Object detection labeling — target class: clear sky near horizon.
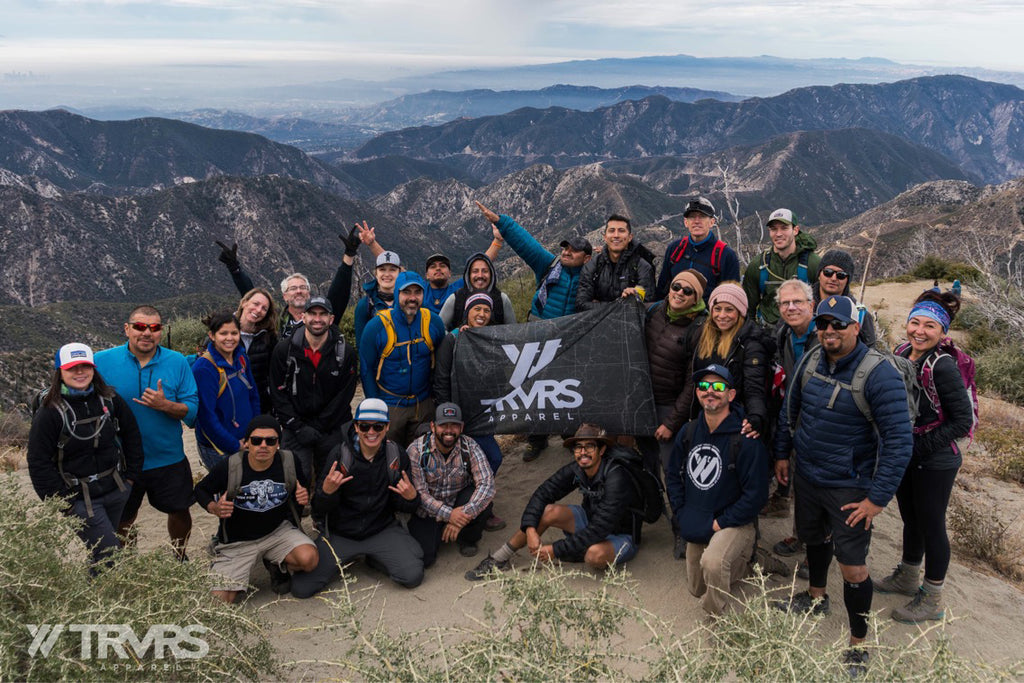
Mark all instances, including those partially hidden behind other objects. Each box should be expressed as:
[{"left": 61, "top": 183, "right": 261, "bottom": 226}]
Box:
[{"left": 2, "top": 0, "right": 1023, "bottom": 111}]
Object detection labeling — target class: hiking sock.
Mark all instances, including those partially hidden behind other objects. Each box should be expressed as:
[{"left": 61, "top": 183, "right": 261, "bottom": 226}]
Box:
[
  {"left": 844, "top": 577, "right": 873, "bottom": 639},
  {"left": 900, "top": 559, "right": 922, "bottom": 572},
  {"left": 491, "top": 542, "right": 517, "bottom": 563},
  {"left": 806, "top": 542, "right": 834, "bottom": 588},
  {"left": 922, "top": 579, "right": 943, "bottom": 593}
]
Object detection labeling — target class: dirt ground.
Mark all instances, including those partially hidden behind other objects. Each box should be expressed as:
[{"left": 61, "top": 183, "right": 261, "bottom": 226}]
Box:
[{"left": 11, "top": 279, "right": 1024, "bottom": 679}]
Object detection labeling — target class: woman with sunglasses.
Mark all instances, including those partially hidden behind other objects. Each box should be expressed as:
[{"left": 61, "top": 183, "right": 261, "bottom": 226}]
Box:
[
  {"left": 642, "top": 269, "right": 708, "bottom": 556},
  {"left": 234, "top": 288, "right": 279, "bottom": 413},
  {"left": 813, "top": 250, "right": 877, "bottom": 347},
  {"left": 192, "top": 311, "right": 261, "bottom": 470},
  {"left": 28, "top": 343, "right": 144, "bottom": 568},
  {"left": 876, "top": 288, "right": 973, "bottom": 623},
  {"left": 681, "top": 282, "right": 771, "bottom": 441}
]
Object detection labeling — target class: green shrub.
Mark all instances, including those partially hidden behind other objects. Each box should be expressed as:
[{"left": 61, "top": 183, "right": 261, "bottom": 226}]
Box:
[
  {"left": 0, "top": 474, "right": 277, "bottom": 680},
  {"left": 911, "top": 255, "right": 982, "bottom": 283},
  {"left": 164, "top": 315, "right": 210, "bottom": 357},
  {"left": 975, "top": 343, "right": 1024, "bottom": 405}
]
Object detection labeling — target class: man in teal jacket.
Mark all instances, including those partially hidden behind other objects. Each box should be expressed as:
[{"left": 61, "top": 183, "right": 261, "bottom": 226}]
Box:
[{"left": 94, "top": 304, "right": 199, "bottom": 560}]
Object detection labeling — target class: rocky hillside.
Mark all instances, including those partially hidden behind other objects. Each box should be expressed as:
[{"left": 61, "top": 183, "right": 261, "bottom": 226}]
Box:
[{"left": 352, "top": 75, "right": 1024, "bottom": 184}]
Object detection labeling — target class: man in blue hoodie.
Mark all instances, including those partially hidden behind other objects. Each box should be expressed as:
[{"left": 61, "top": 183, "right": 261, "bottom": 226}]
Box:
[
  {"left": 360, "top": 272, "right": 447, "bottom": 448},
  {"left": 666, "top": 364, "right": 768, "bottom": 615}
]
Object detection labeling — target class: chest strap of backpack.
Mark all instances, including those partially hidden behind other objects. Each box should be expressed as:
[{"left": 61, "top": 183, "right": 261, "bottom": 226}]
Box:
[
  {"left": 758, "top": 249, "right": 810, "bottom": 302},
  {"left": 56, "top": 397, "right": 125, "bottom": 518},
  {"left": 376, "top": 309, "right": 435, "bottom": 389}
]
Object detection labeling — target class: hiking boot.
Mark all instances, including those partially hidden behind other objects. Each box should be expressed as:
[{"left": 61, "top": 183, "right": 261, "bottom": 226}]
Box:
[
  {"left": 891, "top": 587, "right": 944, "bottom": 623},
  {"left": 875, "top": 563, "right": 921, "bottom": 597},
  {"left": 760, "top": 493, "right": 790, "bottom": 518},
  {"left": 673, "top": 535, "right": 686, "bottom": 560},
  {"left": 773, "top": 536, "right": 804, "bottom": 557},
  {"left": 459, "top": 542, "right": 479, "bottom": 558},
  {"left": 522, "top": 443, "right": 544, "bottom": 463},
  {"left": 842, "top": 648, "right": 870, "bottom": 679},
  {"left": 753, "top": 545, "right": 790, "bottom": 576},
  {"left": 796, "top": 559, "right": 809, "bottom": 580},
  {"left": 485, "top": 514, "right": 507, "bottom": 532},
  {"left": 773, "top": 591, "right": 830, "bottom": 616},
  {"left": 263, "top": 558, "right": 291, "bottom": 595},
  {"left": 465, "top": 554, "right": 511, "bottom": 581}
]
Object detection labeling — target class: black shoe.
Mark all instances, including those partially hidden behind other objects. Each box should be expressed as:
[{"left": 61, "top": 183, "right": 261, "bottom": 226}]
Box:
[
  {"left": 773, "top": 591, "right": 830, "bottom": 616},
  {"left": 843, "top": 648, "right": 869, "bottom": 679},
  {"left": 459, "top": 542, "right": 479, "bottom": 558},
  {"left": 465, "top": 554, "right": 511, "bottom": 581},
  {"left": 796, "top": 559, "right": 810, "bottom": 580},
  {"left": 773, "top": 536, "right": 804, "bottom": 557},
  {"left": 263, "top": 558, "right": 292, "bottom": 595}
]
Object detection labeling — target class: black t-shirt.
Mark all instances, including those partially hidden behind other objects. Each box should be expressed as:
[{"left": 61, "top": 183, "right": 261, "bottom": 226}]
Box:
[{"left": 194, "top": 452, "right": 308, "bottom": 543}]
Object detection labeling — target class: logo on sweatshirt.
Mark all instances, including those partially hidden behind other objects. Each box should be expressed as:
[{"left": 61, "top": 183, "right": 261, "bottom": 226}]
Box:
[{"left": 687, "top": 443, "right": 722, "bottom": 491}]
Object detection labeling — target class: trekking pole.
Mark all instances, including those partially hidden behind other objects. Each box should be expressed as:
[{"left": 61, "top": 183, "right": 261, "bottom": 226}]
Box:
[{"left": 858, "top": 222, "right": 884, "bottom": 304}]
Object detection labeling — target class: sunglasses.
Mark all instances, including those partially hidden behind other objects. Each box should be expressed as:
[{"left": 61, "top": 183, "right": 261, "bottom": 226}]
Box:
[
  {"left": 129, "top": 322, "right": 163, "bottom": 332},
  {"left": 670, "top": 283, "right": 696, "bottom": 296},
  {"left": 818, "top": 318, "right": 853, "bottom": 331},
  {"left": 248, "top": 436, "right": 279, "bottom": 446},
  {"left": 821, "top": 268, "right": 849, "bottom": 280},
  {"left": 696, "top": 380, "right": 730, "bottom": 392},
  {"left": 356, "top": 422, "right": 387, "bottom": 433}
]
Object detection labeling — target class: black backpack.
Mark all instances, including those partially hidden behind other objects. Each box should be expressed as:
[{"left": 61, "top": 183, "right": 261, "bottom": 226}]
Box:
[{"left": 605, "top": 447, "right": 666, "bottom": 524}]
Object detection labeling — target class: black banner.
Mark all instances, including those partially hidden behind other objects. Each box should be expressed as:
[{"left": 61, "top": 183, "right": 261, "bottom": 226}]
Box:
[{"left": 452, "top": 298, "right": 658, "bottom": 435}]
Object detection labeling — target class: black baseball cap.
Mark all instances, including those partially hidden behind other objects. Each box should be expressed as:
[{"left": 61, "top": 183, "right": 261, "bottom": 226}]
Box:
[
  {"left": 425, "top": 253, "right": 451, "bottom": 269},
  {"left": 559, "top": 236, "right": 593, "bottom": 255},
  {"left": 684, "top": 197, "right": 716, "bottom": 218}
]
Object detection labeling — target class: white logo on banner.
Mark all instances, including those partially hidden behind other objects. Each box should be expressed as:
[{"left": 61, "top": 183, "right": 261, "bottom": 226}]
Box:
[{"left": 480, "top": 339, "right": 582, "bottom": 422}]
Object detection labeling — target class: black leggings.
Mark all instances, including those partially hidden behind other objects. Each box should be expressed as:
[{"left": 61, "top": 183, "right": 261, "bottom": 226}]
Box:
[{"left": 895, "top": 465, "right": 958, "bottom": 583}]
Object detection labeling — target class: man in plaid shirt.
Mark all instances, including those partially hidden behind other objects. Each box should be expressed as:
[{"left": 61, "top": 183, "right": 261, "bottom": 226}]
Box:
[{"left": 407, "top": 403, "right": 496, "bottom": 565}]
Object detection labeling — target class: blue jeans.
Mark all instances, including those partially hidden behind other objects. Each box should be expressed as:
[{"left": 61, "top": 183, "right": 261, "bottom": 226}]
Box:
[
  {"left": 196, "top": 439, "right": 230, "bottom": 472},
  {"left": 566, "top": 504, "right": 638, "bottom": 564},
  {"left": 471, "top": 434, "right": 503, "bottom": 475}
]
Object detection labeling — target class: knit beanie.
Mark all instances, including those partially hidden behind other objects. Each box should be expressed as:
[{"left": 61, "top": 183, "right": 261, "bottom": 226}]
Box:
[
  {"left": 245, "top": 414, "right": 282, "bottom": 439},
  {"left": 708, "top": 282, "right": 748, "bottom": 318},
  {"left": 464, "top": 292, "right": 493, "bottom": 311},
  {"left": 671, "top": 269, "right": 707, "bottom": 302},
  {"left": 820, "top": 249, "right": 856, "bottom": 280}
]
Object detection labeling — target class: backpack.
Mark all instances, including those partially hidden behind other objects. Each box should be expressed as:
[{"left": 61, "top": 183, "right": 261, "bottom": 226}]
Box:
[
  {"left": 30, "top": 391, "right": 126, "bottom": 518},
  {"left": 222, "top": 448, "right": 302, "bottom": 543},
  {"left": 197, "top": 350, "right": 251, "bottom": 397},
  {"left": 283, "top": 327, "right": 351, "bottom": 397},
  {"left": 894, "top": 338, "right": 979, "bottom": 454},
  {"left": 669, "top": 237, "right": 726, "bottom": 276},
  {"left": 793, "top": 346, "right": 921, "bottom": 433},
  {"left": 375, "top": 308, "right": 436, "bottom": 383},
  {"left": 757, "top": 249, "right": 811, "bottom": 296},
  {"left": 336, "top": 439, "right": 403, "bottom": 487},
  {"left": 606, "top": 447, "right": 666, "bottom": 525},
  {"left": 592, "top": 244, "right": 656, "bottom": 293}
]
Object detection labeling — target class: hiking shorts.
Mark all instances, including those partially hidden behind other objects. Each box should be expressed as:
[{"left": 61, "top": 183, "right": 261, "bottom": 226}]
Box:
[
  {"left": 209, "top": 521, "right": 315, "bottom": 592},
  {"left": 794, "top": 472, "right": 871, "bottom": 566},
  {"left": 566, "top": 504, "right": 638, "bottom": 564},
  {"left": 121, "top": 457, "right": 195, "bottom": 520}
]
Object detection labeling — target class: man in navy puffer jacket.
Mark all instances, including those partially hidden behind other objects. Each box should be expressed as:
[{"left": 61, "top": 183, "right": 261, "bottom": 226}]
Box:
[{"left": 773, "top": 295, "right": 912, "bottom": 669}]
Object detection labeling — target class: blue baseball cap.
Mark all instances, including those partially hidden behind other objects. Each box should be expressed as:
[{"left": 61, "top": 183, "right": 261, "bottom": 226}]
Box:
[
  {"left": 692, "top": 363, "right": 734, "bottom": 386},
  {"left": 354, "top": 398, "right": 389, "bottom": 423},
  {"left": 815, "top": 295, "right": 857, "bottom": 324}
]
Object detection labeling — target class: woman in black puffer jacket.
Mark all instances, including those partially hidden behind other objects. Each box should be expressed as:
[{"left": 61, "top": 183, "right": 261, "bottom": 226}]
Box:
[
  {"left": 235, "top": 287, "right": 279, "bottom": 412},
  {"left": 876, "top": 288, "right": 973, "bottom": 623},
  {"left": 679, "top": 282, "right": 772, "bottom": 438},
  {"left": 28, "top": 343, "right": 144, "bottom": 567}
]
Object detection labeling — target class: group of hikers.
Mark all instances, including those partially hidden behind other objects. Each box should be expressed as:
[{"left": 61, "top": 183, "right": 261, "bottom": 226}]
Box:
[{"left": 26, "top": 197, "right": 977, "bottom": 675}]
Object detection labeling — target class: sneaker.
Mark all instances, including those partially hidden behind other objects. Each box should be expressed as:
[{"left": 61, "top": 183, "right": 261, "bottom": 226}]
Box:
[
  {"left": 673, "top": 535, "right": 686, "bottom": 560},
  {"left": 760, "top": 494, "right": 790, "bottom": 518},
  {"left": 773, "top": 536, "right": 804, "bottom": 557},
  {"left": 465, "top": 554, "right": 511, "bottom": 581},
  {"left": 485, "top": 514, "right": 507, "bottom": 532},
  {"left": 773, "top": 591, "right": 830, "bottom": 616},
  {"left": 842, "top": 648, "right": 869, "bottom": 679},
  {"left": 459, "top": 542, "right": 479, "bottom": 558},
  {"left": 263, "top": 558, "right": 291, "bottom": 595},
  {"left": 796, "top": 559, "right": 809, "bottom": 580},
  {"left": 891, "top": 587, "right": 944, "bottom": 623},
  {"left": 875, "top": 563, "right": 921, "bottom": 597},
  {"left": 523, "top": 443, "right": 544, "bottom": 463}
]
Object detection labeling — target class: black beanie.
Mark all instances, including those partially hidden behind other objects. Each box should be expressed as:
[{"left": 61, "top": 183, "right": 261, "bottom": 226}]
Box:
[
  {"left": 244, "top": 414, "right": 282, "bottom": 439},
  {"left": 820, "top": 250, "right": 856, "bottom": 280}
]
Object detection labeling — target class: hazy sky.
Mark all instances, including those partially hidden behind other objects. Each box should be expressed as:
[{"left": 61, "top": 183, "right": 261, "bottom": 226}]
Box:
[{"left": 4, "top": 0, "right": 1023, "bottom": 87}]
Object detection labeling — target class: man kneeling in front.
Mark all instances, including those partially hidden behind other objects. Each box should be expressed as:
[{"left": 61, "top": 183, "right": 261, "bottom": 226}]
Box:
[{"left": 466, "top": 423, "right": 640, "bottom": 580}]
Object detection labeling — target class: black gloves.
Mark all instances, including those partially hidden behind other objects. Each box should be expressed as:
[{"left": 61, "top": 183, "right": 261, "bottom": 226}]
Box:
[
  {"left": 341, "top": 225, "right": 361, "bottom": 257},
  {"left": 215, "top": 240, "right": 240, "bottom": 272}
]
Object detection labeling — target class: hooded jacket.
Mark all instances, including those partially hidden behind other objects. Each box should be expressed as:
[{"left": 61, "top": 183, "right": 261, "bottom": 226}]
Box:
[
  {"left": 439, "top": 252, "right": 516, "bottom": 329},
  {"left": 192, "top": 341, "right": 261, "bottom": 455},
  {"left": 741, "top": 231, "right": 821, "bottom": 326},
  {"left": 576, "top": 241, "right": 656, "bottom": 311},
  {"left": 495, "top": 214, "right": 586, "bottom": 319},
  {"left": 360, "top": 271, "right": 447, "bottom": 407},
  {"left": 665, "top": 409, "right": 768, "bottom": 545},
  {"left": 28, "top": 390, "right": 144, "bottom": 501}
]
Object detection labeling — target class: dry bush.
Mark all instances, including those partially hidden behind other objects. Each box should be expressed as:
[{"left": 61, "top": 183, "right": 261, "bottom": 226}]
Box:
[
  {"left": 948, "top": 492, "right": 1023, "bottom": 581},
  {"left": 975, "top": 424, "right": 1024, "bottom": 485}
]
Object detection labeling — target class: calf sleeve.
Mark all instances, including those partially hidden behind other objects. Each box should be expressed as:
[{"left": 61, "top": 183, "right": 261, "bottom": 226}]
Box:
[
  {"left": 805, "top": 542, "right": 833, "bottom": 588},
  {"left": 844, "top": 577, "right": 873, "bottom": 639}
]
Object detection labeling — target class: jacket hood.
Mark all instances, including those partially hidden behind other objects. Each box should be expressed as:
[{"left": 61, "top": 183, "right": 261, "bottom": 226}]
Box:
[
  {"left": 794, "top": 230, "right": 818, "bottom": 253},
  {"left": 392, "top": 271, "right": 428, "bottom": 311},
  {"left": 461, "top": 252, "right": 497, "bottom": 293},
  {"left": 704, "top": 408, "right": 745, "bottom": 436}
]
